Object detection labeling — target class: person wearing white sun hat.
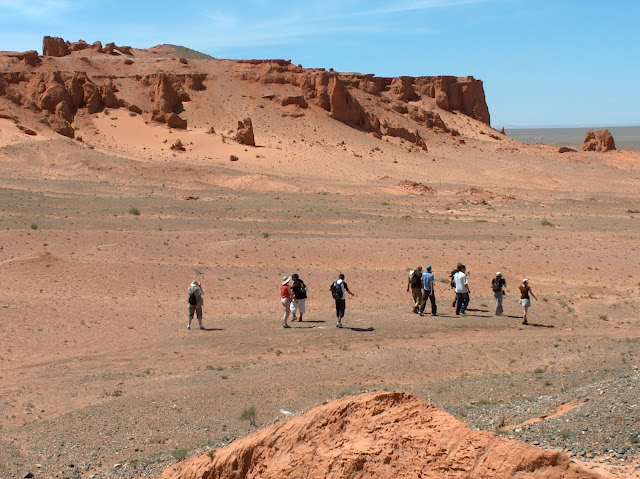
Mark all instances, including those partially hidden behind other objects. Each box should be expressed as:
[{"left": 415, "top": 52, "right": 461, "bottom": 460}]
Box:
[
  {"left": 280, "top": 276, "right": 293, "bottom": 328},
  {"left": 491, "top": 272, "right": 507, "bottom": 316}
]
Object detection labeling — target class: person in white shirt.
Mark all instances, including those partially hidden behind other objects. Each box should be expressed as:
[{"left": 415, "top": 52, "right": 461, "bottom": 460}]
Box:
[{"left": 454, "top": 265, "right": 470, "bottom": 315}]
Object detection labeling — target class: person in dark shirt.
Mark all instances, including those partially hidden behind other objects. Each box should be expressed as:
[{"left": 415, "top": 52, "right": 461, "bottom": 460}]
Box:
[{"left": 290, "top": 273, "right": 308, "bottom": 322}]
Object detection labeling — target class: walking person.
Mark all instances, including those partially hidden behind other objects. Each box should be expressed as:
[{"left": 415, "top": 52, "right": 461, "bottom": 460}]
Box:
[
  {"left": 449, "top": 262, "right": 463, "bottom": 307},
  {"left": 281, "top": 275, "right": 293, "bottom": 328},
  {"left": 406, "top": 266, "right": 423, "bottom": 314},
  {"left": 519, "top": 278, "right": 537, "bottom": 325},
  {"left": 187, "top": 280, "right": 205, "bottom": 330},
  {"left": 330, "top": 273, "right": 354, "bottom": 328},
  {"left": 492, "top": 272, "right": 507, "bottom": 316},
  {"left": 419, "top": 265, "right": 438, "bottom": 316},
  {"left": 290, "top": 273, "right": 307, "bottom": 322},
  {"left": 454, "top": 265, "right": 470, "bottom": 315}
]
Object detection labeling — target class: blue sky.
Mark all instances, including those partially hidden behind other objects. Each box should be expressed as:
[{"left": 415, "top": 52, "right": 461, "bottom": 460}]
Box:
[{"left": 1, "top": 0, "right": 638, "bottom": 127}]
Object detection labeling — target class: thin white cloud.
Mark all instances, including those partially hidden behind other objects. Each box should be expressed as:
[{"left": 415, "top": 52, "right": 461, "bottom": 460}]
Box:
[{"left": 0, "top": 0, "right": 72, "bottom": 19}]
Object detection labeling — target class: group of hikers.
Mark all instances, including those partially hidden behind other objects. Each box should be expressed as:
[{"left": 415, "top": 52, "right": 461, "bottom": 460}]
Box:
[
  {"left": 279, "top": 273, "right": 355, "bottom": 328},
  {"left": 407, "top": 262, "right": 538, "bottom": 324},
  {"left": 187, "top": 265, "right": 538, "bottom": 330}
]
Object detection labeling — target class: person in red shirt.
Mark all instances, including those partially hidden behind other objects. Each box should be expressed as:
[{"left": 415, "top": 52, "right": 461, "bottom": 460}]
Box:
[{"left": 281, "top": 276, "right": 293, "bottom": 328}]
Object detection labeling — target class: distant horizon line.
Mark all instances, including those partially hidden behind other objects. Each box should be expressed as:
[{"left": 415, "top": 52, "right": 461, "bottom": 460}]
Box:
[{"left": 501, "top": 124, "right": 640, "bottom": 130}]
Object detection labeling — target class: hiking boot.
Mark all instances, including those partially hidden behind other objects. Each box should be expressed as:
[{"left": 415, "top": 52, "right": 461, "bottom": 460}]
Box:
[
  {"left": 282, "top": 322, "right": 291, "bottom": 329},
  {"left": 187, "top": 324, "right": 191, "bottom": 330},
  {"left": 336, "top": 322, "right": 343, "bottom": 328},
  {"left": 419, "top": 312, "right": 424, "bottom": 317},
  {"left": 199, "top": 326, "right": 205, "bottom": 330}
]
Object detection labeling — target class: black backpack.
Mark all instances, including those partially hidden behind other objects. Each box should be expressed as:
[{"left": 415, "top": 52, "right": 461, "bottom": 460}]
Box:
[
  {"left": 492, "top": 278, "right": 504, "bottom": 292},
  {"left": 410, "top": 271, "right": 421, "bottom": 287},
  {"left": 450, "top": 270, "right": 458, "bottom": 289},
  {"left": 331, "top": 281, "right": 342, "bottom": 300},
  {"left": 188, "top": 292, "right": 198, "bottom": 305}
]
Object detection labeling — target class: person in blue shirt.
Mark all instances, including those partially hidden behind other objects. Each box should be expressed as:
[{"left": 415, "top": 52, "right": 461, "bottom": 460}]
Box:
[{"left": 419, "top": 265, "right": 438, "bottom": 316}]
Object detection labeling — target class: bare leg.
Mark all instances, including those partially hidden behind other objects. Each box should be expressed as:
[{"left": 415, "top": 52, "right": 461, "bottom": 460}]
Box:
[{"left": 522, "top": 304, "right": 529, "bottom": 324}]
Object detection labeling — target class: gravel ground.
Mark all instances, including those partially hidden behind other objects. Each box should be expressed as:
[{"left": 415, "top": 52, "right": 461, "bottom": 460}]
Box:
[{"left": 442, "top": 367, "right": 640, "bottom": 474}]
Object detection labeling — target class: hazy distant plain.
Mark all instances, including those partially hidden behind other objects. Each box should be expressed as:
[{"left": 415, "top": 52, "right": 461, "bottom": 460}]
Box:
[{"left": 506, "top": 126, "right": 640, "bottom": 151}]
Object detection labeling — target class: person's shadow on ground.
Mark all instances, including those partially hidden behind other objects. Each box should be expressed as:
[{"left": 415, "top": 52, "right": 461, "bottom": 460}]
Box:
[
  {"left": 198, "top": 327, "right": 224, "bottom": 331},
  {"left": 347, "top": 326, "right": 375, "bottom": 332},
  {"left": 525, "top": 322, "right": 555, "bottom": 328}
]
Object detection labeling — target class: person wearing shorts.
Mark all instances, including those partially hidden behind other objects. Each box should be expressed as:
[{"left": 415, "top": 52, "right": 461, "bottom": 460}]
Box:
[
  {"left": 187, "top": 280, "right": 205, "bottom": 330},
  {"left": 290, "top": 273, "right": 308, "bottom": 321},
  {"left": 519, "top": 278, "right": 537, "bottom": 325}
]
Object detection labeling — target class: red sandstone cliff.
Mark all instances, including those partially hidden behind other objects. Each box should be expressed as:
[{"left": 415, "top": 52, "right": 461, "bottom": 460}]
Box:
[{"left": 161, "top": 392, "right": 601, "bottom": 479}]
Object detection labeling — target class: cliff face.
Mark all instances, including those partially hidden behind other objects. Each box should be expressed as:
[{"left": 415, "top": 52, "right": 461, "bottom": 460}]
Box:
[{"left": 0, "top": 36, "right": 492, "bottom": 147}]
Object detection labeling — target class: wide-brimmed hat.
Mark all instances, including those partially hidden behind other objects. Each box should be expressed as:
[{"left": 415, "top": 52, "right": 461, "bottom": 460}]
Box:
[
  {"left": 496, "top": 272, "right": 502, "bottom": 276},
  {"left": 282, "top": 275, "right": 292, "bottom": 285},
  {"left": 523, "top": 278, "right": 529, "bottom": 283}
]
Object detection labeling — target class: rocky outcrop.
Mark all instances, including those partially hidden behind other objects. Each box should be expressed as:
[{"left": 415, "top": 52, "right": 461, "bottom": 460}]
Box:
[
  {"left": 234, "top": 118, "right": 255, "bottom": 146},
  {"left": 162, "top": 392, "right": 601, "bottom": 479},
  {"left": 583, "top": 129, "right": 616, "bottom": 152},
  {"left": 146, "top": 73, "right": 192, "bottom": 126},
  {"left": 403, "top": 76, "right": 490, "bottom": 124},
  {"left": 166, "top": 113, "right": 187, "bottom": 129},
  {"left": 281, "top": 95, "right": 308, "bottom": 108},
  {"left": 558, "top": 146, "right": 577, "bottom": 153},
  {"left": 390, "top": 76, "right": 416, "bottom": 102},
  {"left": 383, "top": 122, "right": 428, "bottom": 151},
  {"left": 42, "top": 36, "right": 70, "bottom": 57},
  {"left": 0, "top": 70, "right": 127, "bottom": 137},
  {"left": 4, "top": 50, "right": 41, "bottom": 67},
  {"left": 41, "top": 36, "right": 129, "bottom": 57}
]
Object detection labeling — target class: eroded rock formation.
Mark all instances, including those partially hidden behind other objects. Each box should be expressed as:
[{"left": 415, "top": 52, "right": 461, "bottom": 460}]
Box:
[
  {"left": 42, "top": 36, "right": 130, "bottom": 57},
  {"left": 161, "top": 392, "right": 601, "bottom": 479},
  {"left": 583, "top": 129, "right": 616, "bottom": 152},
  {"left": 234, "top": 118, "right": 255, "bottom": 146}
]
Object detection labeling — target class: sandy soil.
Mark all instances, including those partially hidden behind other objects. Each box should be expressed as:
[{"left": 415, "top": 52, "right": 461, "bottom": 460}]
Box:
[{"left": 1, "top": 49, "right": 639, "bottom": 478}]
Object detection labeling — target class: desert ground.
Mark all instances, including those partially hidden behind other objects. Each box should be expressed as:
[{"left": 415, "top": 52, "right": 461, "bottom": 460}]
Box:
[{"left": 1, "top": 42, "right": 639, "bottom": 478}]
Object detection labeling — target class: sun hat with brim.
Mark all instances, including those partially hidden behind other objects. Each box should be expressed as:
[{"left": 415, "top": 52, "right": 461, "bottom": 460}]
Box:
[
  {"left": 496, "top": 272, "right": 502, "bottom": 276},
  {"left": 282, "top": 275, "right": 292, "bottom": 285},
  {"left": 523, "top": 278, "right": 529, "bottom": 283}
]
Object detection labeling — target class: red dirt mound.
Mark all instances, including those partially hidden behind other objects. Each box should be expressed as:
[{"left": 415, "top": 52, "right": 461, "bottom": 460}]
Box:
[{"left": 161, "top": 392, "right": 601, "bottom": 479}]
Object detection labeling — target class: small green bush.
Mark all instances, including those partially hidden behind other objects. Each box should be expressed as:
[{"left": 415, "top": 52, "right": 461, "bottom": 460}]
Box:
[
  {"left": 240, "top": 406, "right": 257, "bottom": 426},
  {"left": 230, "top": 155, "right": 239, "bottom": 161},
  {"left": 30, "top": 223, "right": 38, "bottom": 230},
  {"left": 128, "top": 207, "right": 141, "bottom": 216}
]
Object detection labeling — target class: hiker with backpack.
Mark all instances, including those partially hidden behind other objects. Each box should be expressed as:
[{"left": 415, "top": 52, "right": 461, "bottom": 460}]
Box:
[
  {"left": 290, "top": 273, "right": 308, "bottom": 322},
  {"left": 491, "top": 272, "right": 507, "bottom": 316},
  {"left": 187, "top": 280, "right": 205, "bottom": 330},
  {"left": 330, "top": 273, "right": 355, "bottom": 328},
  {"left": 419, "top": 265, "right": 437, "bottom": 316},
  {"left": 449, "top": 262, "right": 463, "bottom": 308},
  {"left": 406, "top": 266, "right": 423, "bottom": 314},
  {"left": 453, "top": 265, "right": 470, "bottom": 315}
]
